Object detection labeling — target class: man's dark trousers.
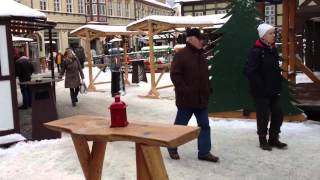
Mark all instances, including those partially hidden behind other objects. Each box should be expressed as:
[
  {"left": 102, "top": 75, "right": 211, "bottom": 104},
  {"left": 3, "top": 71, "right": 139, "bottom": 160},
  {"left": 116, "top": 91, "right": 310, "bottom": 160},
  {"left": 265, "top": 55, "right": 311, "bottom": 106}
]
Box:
[
  {"left": 20, "top": 84, "right": 32, "bottom": 108},
  {"left": 254, "top": 95, "right": 283, "bottom": 136},
  {"left": 168, "top": 107, "right": 211, "bottom": 157}
]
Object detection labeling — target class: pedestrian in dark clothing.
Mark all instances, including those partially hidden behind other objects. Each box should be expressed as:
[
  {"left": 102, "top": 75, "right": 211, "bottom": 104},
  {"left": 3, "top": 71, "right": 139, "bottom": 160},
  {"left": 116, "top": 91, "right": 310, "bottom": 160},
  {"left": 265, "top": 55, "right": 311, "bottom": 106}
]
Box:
[
  {"left": 59, "top": 49, "right": 84, "bottom": 107},
  {"left": 245, "top": 23, "right": 287, "bottom": 151},
  {"left": 168, "top": 28, "right": 219, "bottom": 163},
  {"left": 74, "top": 46, "right": 86, "bottom": 69},
  {"left": 15, "top": 56, "right": 34, "bottom": 109}
]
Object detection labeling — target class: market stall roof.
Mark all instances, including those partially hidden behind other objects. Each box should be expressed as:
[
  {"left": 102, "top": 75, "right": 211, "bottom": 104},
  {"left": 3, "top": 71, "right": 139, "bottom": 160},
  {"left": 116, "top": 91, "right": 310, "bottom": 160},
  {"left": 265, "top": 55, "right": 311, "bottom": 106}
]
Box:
[
  {"left": 127, "top": 14, "right": 230, "bottom": 32},
  {"left": 0, "top": 0, "right": 46, "bottom": 19},
  {"left": 70, "top": 24, "right": 144, "bottom": 38},
  {"left": 0, "top": 0, "right": 55, "bottom": 34}
]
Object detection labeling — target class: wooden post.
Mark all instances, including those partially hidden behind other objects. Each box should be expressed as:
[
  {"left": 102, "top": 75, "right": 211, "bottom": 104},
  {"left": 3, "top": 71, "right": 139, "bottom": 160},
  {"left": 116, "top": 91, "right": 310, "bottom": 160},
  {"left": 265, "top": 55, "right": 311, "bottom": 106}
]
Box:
[
  {"left": 256, "top": 1, "right": 265, "bottom": 20},
  {"left": 123, "top": 36, "right": 130, "bottom": 85},
  {"left": 147, "top": 20, "right": 160, "bottom": 98},
  {"left": 288, "top": 0, "right": 297, "bottom": 83},
  {"left": 281, "top": 0, "right": 289, "bottom": 79},
  {"left": 85, "top": 31, "right": 96, "bottom": 91}
]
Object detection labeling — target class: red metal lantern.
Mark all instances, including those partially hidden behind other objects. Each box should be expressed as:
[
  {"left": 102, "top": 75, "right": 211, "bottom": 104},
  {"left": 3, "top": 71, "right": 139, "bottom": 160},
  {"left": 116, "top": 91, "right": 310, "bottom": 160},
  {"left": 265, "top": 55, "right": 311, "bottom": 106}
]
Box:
[{"left": 109, "top": 95, "right": 128, "bottom": 128}]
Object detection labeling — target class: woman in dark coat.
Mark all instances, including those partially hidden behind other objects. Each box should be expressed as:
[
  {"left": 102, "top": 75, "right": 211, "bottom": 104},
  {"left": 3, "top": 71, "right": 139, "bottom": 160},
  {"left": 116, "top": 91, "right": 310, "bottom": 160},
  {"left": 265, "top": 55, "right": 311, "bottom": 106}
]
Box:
[
  {"left": 246, "top": 23, "right": 287, "bottom": 151},
  {"left": 59, "top": 48, "right": 84, "bottom": 107}
]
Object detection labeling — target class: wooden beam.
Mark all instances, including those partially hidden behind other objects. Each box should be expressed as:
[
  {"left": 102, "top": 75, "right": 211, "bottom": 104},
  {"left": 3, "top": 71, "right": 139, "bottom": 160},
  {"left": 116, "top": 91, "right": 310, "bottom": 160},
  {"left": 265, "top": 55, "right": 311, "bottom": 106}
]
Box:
[
  {"left": 296, "top": 55, "right": 320, "bottom": 84},
  {"left": 256, "top": 2, "right": 265, "bottom": 20},
  {"left": 282, "top": 0, "right": 289, "bottom": 79},
  {"left": 123, "top": 36, "right": 130, "bottom": 85},
  {"left": 147, "top": 20, "right": 160, "bottom": 98},
  {"left": 85, "top": 30, "right": 96, "bottom": 91},
  {"left": 288, "top": 0, "right": 297, "bottom": 83}
]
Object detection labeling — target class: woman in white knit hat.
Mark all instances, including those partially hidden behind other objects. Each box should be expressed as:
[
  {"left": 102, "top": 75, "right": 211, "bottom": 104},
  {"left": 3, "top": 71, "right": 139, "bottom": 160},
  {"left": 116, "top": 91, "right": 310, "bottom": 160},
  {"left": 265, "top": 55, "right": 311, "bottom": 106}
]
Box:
[{"left": 244, "top": 23, "right": 287, "bottom": 151}]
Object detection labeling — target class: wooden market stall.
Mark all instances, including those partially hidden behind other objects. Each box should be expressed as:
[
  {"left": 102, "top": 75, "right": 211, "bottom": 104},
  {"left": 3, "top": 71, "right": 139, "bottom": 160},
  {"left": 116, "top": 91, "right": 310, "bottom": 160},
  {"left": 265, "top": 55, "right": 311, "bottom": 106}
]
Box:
[
  {"left": 127, "top": 14, "right": 230, "bottom": 98},
  {"left": 0, "top": 0, "right": 56, "bottom": 142},
  {"left": 70, "top": 24, "right": 144, "bottom": 92}
]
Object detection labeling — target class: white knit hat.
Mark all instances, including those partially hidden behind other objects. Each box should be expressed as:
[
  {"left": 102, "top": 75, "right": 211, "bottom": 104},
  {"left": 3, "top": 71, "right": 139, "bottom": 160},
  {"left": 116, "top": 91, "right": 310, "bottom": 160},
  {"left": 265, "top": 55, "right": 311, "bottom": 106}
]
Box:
[{"left": 257, "top": 23, "right": 275, "bottom": 38}]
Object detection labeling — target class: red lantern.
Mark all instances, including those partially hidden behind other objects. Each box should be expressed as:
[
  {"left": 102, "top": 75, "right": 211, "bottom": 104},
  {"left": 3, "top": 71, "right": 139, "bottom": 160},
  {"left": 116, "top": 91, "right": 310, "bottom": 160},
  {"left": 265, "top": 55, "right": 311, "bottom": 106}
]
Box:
[{"left": 109, "top": 95, "right": 128, "bottom": 128}]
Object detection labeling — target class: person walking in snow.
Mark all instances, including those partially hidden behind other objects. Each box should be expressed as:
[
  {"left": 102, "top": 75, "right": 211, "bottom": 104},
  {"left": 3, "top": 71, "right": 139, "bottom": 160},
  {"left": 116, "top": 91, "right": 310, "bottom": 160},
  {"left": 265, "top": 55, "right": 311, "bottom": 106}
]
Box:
[
  {"left": 59, "top": 48, "right": 84, "bottom": 107},
  {"left": 168, "top": 28, "right": 219, "bottom": 162},
  {"left": 245, "top": 23, "right": 287, "bottom": 151}
]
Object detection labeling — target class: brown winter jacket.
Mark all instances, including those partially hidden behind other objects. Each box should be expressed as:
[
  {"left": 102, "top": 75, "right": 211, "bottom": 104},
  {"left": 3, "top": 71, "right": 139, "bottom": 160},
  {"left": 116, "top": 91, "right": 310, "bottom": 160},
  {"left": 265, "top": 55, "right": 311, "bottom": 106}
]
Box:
[
  {"left": 170, "top": 43, "right": 211, "bottom": 108},
  {"left": 60, "top": 56, "right": 84, "bottom": 88}
]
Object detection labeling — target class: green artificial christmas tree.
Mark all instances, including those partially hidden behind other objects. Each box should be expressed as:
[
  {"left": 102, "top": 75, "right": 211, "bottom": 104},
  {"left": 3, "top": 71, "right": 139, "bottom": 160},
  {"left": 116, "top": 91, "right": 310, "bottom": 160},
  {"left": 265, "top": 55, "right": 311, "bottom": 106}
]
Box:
[{"left": 208, "top": 0, "right": 303, "bottom": 116}]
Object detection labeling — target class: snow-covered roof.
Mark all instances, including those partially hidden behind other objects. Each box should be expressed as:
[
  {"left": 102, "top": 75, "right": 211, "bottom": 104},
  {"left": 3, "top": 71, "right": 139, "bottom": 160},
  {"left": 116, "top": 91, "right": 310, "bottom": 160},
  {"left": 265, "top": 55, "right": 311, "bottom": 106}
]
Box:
[
  {"left": 127, "top": 14, "right": 230, "bottom": 31},
  {"left": 12, "top": 36, "right": 33, "bottom": 42},
  {"left": 174, "top": 0, "right": 201, "bottom": 3},
  {"left": 70, "top": 24, "right": 144, "bottom": 37},
  {"left": 143, "top": 0, "right": 172, "bottom": 9},
  {"left": 0, "top": 0, "right": 46, "bottom": 19}
]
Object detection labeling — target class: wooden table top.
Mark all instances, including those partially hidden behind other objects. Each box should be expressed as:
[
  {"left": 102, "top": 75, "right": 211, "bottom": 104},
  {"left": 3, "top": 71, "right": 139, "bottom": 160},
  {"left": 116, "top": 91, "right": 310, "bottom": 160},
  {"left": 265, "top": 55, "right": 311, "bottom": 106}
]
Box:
[{"left": 44, "top": 115, "right": 200, "bottom": 148}]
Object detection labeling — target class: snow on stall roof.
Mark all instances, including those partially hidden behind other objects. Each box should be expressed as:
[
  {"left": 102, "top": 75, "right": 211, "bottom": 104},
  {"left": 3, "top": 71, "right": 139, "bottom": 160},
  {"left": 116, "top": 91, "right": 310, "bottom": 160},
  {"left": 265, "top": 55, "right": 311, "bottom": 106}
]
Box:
[
  {"left": 12, "top": 36, "right": 33, "bottom": 42},
  {"left": 127, "top": 14, "right": 230, "bottom": 30},
  {"left": 0, "top": 0, "right": 46, "bottom": 19},
  {"left": 144, "top": 0, "right": 172, "bottom": 9},
  {"left": 174, "top": 0, "right": 201, "bottom": 3},
  {"left": 70, "top": 24, "right": 136, "bottom": 35}
]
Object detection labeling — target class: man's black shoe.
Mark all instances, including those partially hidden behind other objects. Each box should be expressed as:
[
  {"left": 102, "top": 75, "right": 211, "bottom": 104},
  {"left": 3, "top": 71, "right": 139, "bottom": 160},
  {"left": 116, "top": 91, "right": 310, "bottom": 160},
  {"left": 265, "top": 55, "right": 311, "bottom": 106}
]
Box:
[
  {"left": 259, "top": 136, "right": 272, "bottom": 151},
  {"left": 268, "top": 137, "right": 287, "bottom": 149},
  {"left": 198, "top": 153, "right": 219, "bottom": 163}
]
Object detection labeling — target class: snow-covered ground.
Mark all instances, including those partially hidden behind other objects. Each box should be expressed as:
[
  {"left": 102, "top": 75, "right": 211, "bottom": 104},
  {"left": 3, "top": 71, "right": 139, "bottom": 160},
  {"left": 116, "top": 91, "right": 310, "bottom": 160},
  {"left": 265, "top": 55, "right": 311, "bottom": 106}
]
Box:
[{"left": 1, "top": 68, "right": 320, "bottom": 180}]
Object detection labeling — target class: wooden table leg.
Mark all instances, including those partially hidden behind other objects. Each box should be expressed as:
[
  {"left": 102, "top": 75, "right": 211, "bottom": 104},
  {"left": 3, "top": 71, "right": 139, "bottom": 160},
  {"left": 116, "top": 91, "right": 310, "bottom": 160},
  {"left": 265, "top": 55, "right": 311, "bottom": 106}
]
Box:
[
  {"left": 71, "top": 134, "right": 107, "bottom": 180},
  {"left": 136, "top": 143, "right": 169, "bottom": 180}
]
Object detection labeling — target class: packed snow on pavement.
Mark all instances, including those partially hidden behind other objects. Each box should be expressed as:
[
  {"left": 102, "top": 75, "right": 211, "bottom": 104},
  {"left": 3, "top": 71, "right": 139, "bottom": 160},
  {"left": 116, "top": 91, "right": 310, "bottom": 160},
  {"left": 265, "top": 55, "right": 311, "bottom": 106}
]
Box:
[{"left": 1, "top": 68, "right": 320, "bottom": 180}]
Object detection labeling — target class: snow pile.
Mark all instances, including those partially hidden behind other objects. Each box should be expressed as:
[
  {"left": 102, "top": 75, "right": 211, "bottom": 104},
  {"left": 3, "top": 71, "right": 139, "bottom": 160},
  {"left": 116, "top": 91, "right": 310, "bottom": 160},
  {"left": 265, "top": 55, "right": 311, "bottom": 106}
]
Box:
[{"left": 0, "top": 134, "right": 25, "bottom": 146}]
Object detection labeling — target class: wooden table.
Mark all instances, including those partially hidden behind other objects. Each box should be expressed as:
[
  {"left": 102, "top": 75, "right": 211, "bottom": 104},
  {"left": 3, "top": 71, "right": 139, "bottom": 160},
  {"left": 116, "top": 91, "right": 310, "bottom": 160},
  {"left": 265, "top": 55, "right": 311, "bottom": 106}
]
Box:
[{"left": 44, "top": 115, "right": 200, "bottom": 180}]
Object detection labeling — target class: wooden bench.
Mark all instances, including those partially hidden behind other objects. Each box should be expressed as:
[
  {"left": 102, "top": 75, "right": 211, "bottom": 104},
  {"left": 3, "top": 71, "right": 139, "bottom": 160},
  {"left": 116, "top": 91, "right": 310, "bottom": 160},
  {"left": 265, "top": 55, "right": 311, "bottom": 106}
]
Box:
[{"left": 44, "top": 115, "right": 200, "bottom": 180}]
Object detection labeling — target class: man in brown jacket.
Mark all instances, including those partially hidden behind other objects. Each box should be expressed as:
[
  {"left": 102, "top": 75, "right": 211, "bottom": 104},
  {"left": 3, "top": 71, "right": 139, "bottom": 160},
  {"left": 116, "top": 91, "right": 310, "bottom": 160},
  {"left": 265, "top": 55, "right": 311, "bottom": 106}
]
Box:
[{"left": 168, "top": 28, "right": 219, "bottom": 162}]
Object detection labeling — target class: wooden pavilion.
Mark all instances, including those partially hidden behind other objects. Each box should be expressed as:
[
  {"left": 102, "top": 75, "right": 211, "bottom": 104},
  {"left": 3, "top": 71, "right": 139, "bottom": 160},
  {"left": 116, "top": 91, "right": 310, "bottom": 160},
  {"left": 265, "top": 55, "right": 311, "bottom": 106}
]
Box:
[
  {"left": 127, "top": 14, "right": 230, "bottom": 98},
  {"left": 70, "top": 24, "right": 144, "bottom": 92}
]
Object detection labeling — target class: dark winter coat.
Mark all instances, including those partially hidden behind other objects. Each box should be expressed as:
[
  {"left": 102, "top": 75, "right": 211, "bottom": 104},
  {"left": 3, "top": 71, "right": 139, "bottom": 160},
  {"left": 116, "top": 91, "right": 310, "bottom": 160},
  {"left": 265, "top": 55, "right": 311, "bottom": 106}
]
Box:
[
  {"left": 60, "top": 56, "right": 84, "bottom": 88},
  {"left": 74, "top": 47, "right": 86, "bottom": 68},
  {"left": 245, "top": 39, "right": 282, "bottom": 98},
  {"left": 170, "top": 43, "right": 211, "bottom": 108},
  {"left": 15, "top": 56, "right": 34, "bottom": 82}
]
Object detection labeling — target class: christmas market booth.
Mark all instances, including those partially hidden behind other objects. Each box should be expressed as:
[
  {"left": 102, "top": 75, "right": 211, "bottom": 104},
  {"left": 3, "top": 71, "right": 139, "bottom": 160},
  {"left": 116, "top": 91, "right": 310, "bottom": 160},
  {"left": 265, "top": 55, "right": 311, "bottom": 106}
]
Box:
[{"left": 0, "top": 0, "right": 58, "bottom": 145}]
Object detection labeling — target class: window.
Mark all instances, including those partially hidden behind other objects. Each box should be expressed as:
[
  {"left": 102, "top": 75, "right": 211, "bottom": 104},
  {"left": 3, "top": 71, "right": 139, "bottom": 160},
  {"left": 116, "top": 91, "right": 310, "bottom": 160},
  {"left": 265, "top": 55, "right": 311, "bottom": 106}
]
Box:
[
  {"left": 78, "top": 0, "right": 85, "bottom": 14},
  {"left": 40, "top": 0, "right": 47, "bottom": 10},
  {"left": 194, "top": 11, "right": 204, "bottom": 16},
  {"left": 66, "top": 0, "right": 73, "bottom": 13},
  {"left": 54, "top": 0, "right": 61, "bottom": 12},
  {"left": 265, "top": 5, "right": 275, "bottom": 26},
  {"left": 217, "top": 9, "right": 226, "bottom": 14},
  {"left": 86, "top": 4, "right": 91, "bottom": 14},
  {"left": 92, "top": 4, "right": 97, "bottom": 15},
  {"left": 98, "top": 0, "right": 106, "bottom": 15},
  {"left": 265, "top": 5, "right": 275, "bottom": 16},
  {"left": 107, "top": 0, "right": 112, "bottom": 16},
  {"left": 117, "top": 0, "right": 121, "bottom": 16},
  {"left": 125, "top": 1, "right": 129, "bottom": 17}
]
